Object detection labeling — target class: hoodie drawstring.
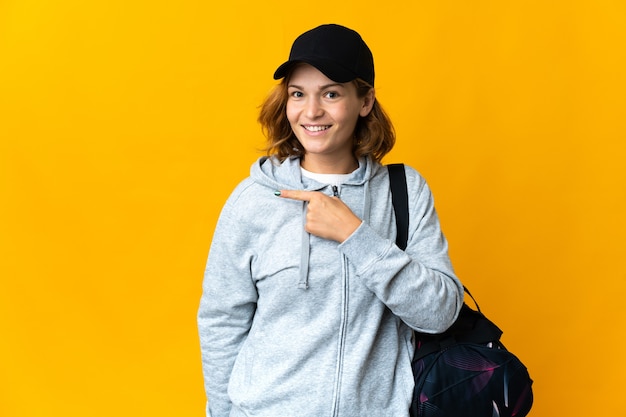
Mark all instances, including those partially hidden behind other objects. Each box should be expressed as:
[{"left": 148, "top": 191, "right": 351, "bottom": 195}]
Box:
[
  {"left": 298, "top": 201, "right": 311, "bottom": 289},
  {"left": 362, "top": 182, "right": 371, "bottom": 225},
  {"left": 297, "top": 182, "right": 372, "bottom": 290}
]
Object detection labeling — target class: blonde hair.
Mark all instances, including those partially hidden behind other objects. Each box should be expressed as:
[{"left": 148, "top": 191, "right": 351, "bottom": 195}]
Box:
[{"left": 258, "top": 76, "right": 395, "bottom": 163}]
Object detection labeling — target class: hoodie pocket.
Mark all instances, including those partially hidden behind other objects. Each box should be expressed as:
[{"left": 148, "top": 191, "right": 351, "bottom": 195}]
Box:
[{"left": 227, "top": 330, "right": 259, "bottom": 409}]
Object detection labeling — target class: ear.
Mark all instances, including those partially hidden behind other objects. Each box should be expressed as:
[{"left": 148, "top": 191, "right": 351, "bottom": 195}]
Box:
[{"left": 359, "top": 88, "right": 376, "bottom": 117}]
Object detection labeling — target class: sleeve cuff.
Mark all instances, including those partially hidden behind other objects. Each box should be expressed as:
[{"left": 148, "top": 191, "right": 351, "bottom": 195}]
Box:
[{"left": 338, "top": 221, "right": 394, "bottom": 275}]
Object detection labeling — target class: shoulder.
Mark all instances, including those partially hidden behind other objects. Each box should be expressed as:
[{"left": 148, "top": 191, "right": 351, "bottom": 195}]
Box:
[
  {"left": 384, "top": 163, "right": 429, "bottom": 194},
  {"left": 212, "top": 179, "right": 272, "bottom": 234},
  {"left": 389, "top": 164, "right": 437, "bottom": 212},
  {"left": 224, "top": 177, "right": 267, "bottom": 212},
  {"left": 404, "top": 164, "right": 428, "bottom": 188}
]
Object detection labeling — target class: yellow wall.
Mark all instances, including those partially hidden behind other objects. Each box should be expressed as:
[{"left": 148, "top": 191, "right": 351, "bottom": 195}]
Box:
[{"left": 1, "top": 1, "right": 624, "bottom": 416}]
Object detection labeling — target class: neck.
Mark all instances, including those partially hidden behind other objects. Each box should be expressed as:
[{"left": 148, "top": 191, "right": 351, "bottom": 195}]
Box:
[{"left": 301, "top": 155, "right": 359, "bottom": 174}]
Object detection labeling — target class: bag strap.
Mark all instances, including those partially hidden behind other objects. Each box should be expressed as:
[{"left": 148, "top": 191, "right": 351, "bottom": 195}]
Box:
[
  {"left": 388, "top": 166, "right": 504, "bottom": 356},
  {"left": 387, "top": 163, "right": 480, "bottom": 312},
  {"left": 387, "top": 164, "right": 409, "bottom": 251}
]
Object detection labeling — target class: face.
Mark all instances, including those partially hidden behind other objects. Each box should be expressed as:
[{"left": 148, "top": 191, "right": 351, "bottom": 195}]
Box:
[{"left": 286, "top": 64, "right": 374, "bottom": 173}]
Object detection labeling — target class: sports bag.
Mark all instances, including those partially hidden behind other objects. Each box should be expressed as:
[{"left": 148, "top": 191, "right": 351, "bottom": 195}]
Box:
[{"left": 388, "top": 164, "right": 534, "bottom": 417}]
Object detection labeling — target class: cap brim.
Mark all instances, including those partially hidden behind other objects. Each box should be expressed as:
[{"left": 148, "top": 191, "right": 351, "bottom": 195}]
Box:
[{"left": 273, "top": 58, "right": 356, "bottom": 83}]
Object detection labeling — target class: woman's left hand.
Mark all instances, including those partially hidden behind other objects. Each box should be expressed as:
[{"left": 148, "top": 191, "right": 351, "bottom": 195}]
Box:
[{"left": 277, "top": 190, "right": 362, "bottom": 243}]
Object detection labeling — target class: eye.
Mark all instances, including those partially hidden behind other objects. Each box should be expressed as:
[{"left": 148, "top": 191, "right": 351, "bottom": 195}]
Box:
[
  {"left": 324, "top": 91, "right": 339, "bottom": 99},
  {"left": 289, "top": 91, "right": 303, "bottom": 98}
]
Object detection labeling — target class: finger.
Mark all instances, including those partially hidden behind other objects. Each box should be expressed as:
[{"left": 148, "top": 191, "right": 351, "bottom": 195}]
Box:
[{"left": 275, "top": 189, "right": 318, "bottom": 201}]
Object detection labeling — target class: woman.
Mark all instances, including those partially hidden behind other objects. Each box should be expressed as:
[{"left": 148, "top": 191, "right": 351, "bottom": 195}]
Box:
[{"left": 198, "top": 24, "right": 463, "bottom": 417}]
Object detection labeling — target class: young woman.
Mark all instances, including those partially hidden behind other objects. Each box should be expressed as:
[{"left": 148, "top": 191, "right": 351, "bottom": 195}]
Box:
[{"left": 198, "top": 24, "right": 464, "bottom": 417}]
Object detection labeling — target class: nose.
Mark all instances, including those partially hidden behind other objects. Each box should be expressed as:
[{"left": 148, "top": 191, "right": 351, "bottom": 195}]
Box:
[{"left": 304, "top": 97, "right": 324, "bottom": 119}]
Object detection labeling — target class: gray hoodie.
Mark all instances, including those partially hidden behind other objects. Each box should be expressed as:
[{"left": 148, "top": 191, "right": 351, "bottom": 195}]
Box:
[{"left": 198, "top": 156, "right": 463, "bottom": 417}]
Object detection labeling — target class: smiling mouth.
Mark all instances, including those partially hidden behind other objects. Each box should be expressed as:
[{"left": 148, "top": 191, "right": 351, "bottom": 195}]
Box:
[{"left": 303, "top": 125, "right": 331, "bottom": 132}]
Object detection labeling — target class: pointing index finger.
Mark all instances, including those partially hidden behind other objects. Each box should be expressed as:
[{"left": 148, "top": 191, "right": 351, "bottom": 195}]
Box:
[{"left": 275, "top": 189, "right": 315, "bottom": 201}]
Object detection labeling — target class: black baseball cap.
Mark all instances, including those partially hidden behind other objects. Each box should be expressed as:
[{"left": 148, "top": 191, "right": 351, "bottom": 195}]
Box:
[{"left": 273, "top": 24, "right": 375, "bottom": 87}]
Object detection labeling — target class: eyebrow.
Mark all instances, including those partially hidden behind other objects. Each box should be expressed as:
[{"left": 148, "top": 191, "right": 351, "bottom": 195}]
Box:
[{"left": 287, "top": 82, "right": 345, "bottom": 90}]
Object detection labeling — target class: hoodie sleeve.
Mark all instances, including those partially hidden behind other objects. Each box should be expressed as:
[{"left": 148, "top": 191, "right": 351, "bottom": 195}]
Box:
[
  {"left": 338, "top": 167, "right": 463, "bottom": 333},
  {"left": 198, "top": 189, "right": 258, "bottom": 417}
]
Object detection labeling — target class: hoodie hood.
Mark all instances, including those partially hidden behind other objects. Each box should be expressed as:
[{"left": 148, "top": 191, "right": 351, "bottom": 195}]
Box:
[
  {"left": 250, "top": 155, "right": 377, "bottom": 191},
  {"left": 250, "top": 156, "right": 379, "bottom": 289}
]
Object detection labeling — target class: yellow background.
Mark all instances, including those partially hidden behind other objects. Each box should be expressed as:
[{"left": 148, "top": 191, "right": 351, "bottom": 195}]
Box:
[{"left": 1, "top": 0, "right": 625, "bottom": 416}]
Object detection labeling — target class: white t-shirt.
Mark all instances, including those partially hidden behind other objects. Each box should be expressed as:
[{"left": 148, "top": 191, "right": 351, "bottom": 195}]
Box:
[{"left": 300, "top": 167, "right": 353, "bottom": 189}]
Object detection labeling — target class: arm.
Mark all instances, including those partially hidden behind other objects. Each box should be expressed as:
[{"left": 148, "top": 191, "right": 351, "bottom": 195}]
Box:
[
  {"left": 198, "top": 198, "right": 258, "bottom": 417},
  {"left": 339, "top": 168, "right": 463, "bottom": 333},
  {"left": 277, "top": 167, "right": 462, "bottom": 333}
]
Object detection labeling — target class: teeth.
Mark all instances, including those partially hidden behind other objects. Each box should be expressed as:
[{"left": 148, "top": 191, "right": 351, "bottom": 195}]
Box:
[{"left": 304, "top": 125, "right": 330, "bottom": 132}]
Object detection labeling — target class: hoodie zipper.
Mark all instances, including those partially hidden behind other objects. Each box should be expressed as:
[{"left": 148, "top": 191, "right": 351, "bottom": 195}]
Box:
[
  {"left": 332, "top": 185, "right": 339, "bottom": 197},
  {"left": 331, "top": 255, "right": 349, "bottom": 416}
]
